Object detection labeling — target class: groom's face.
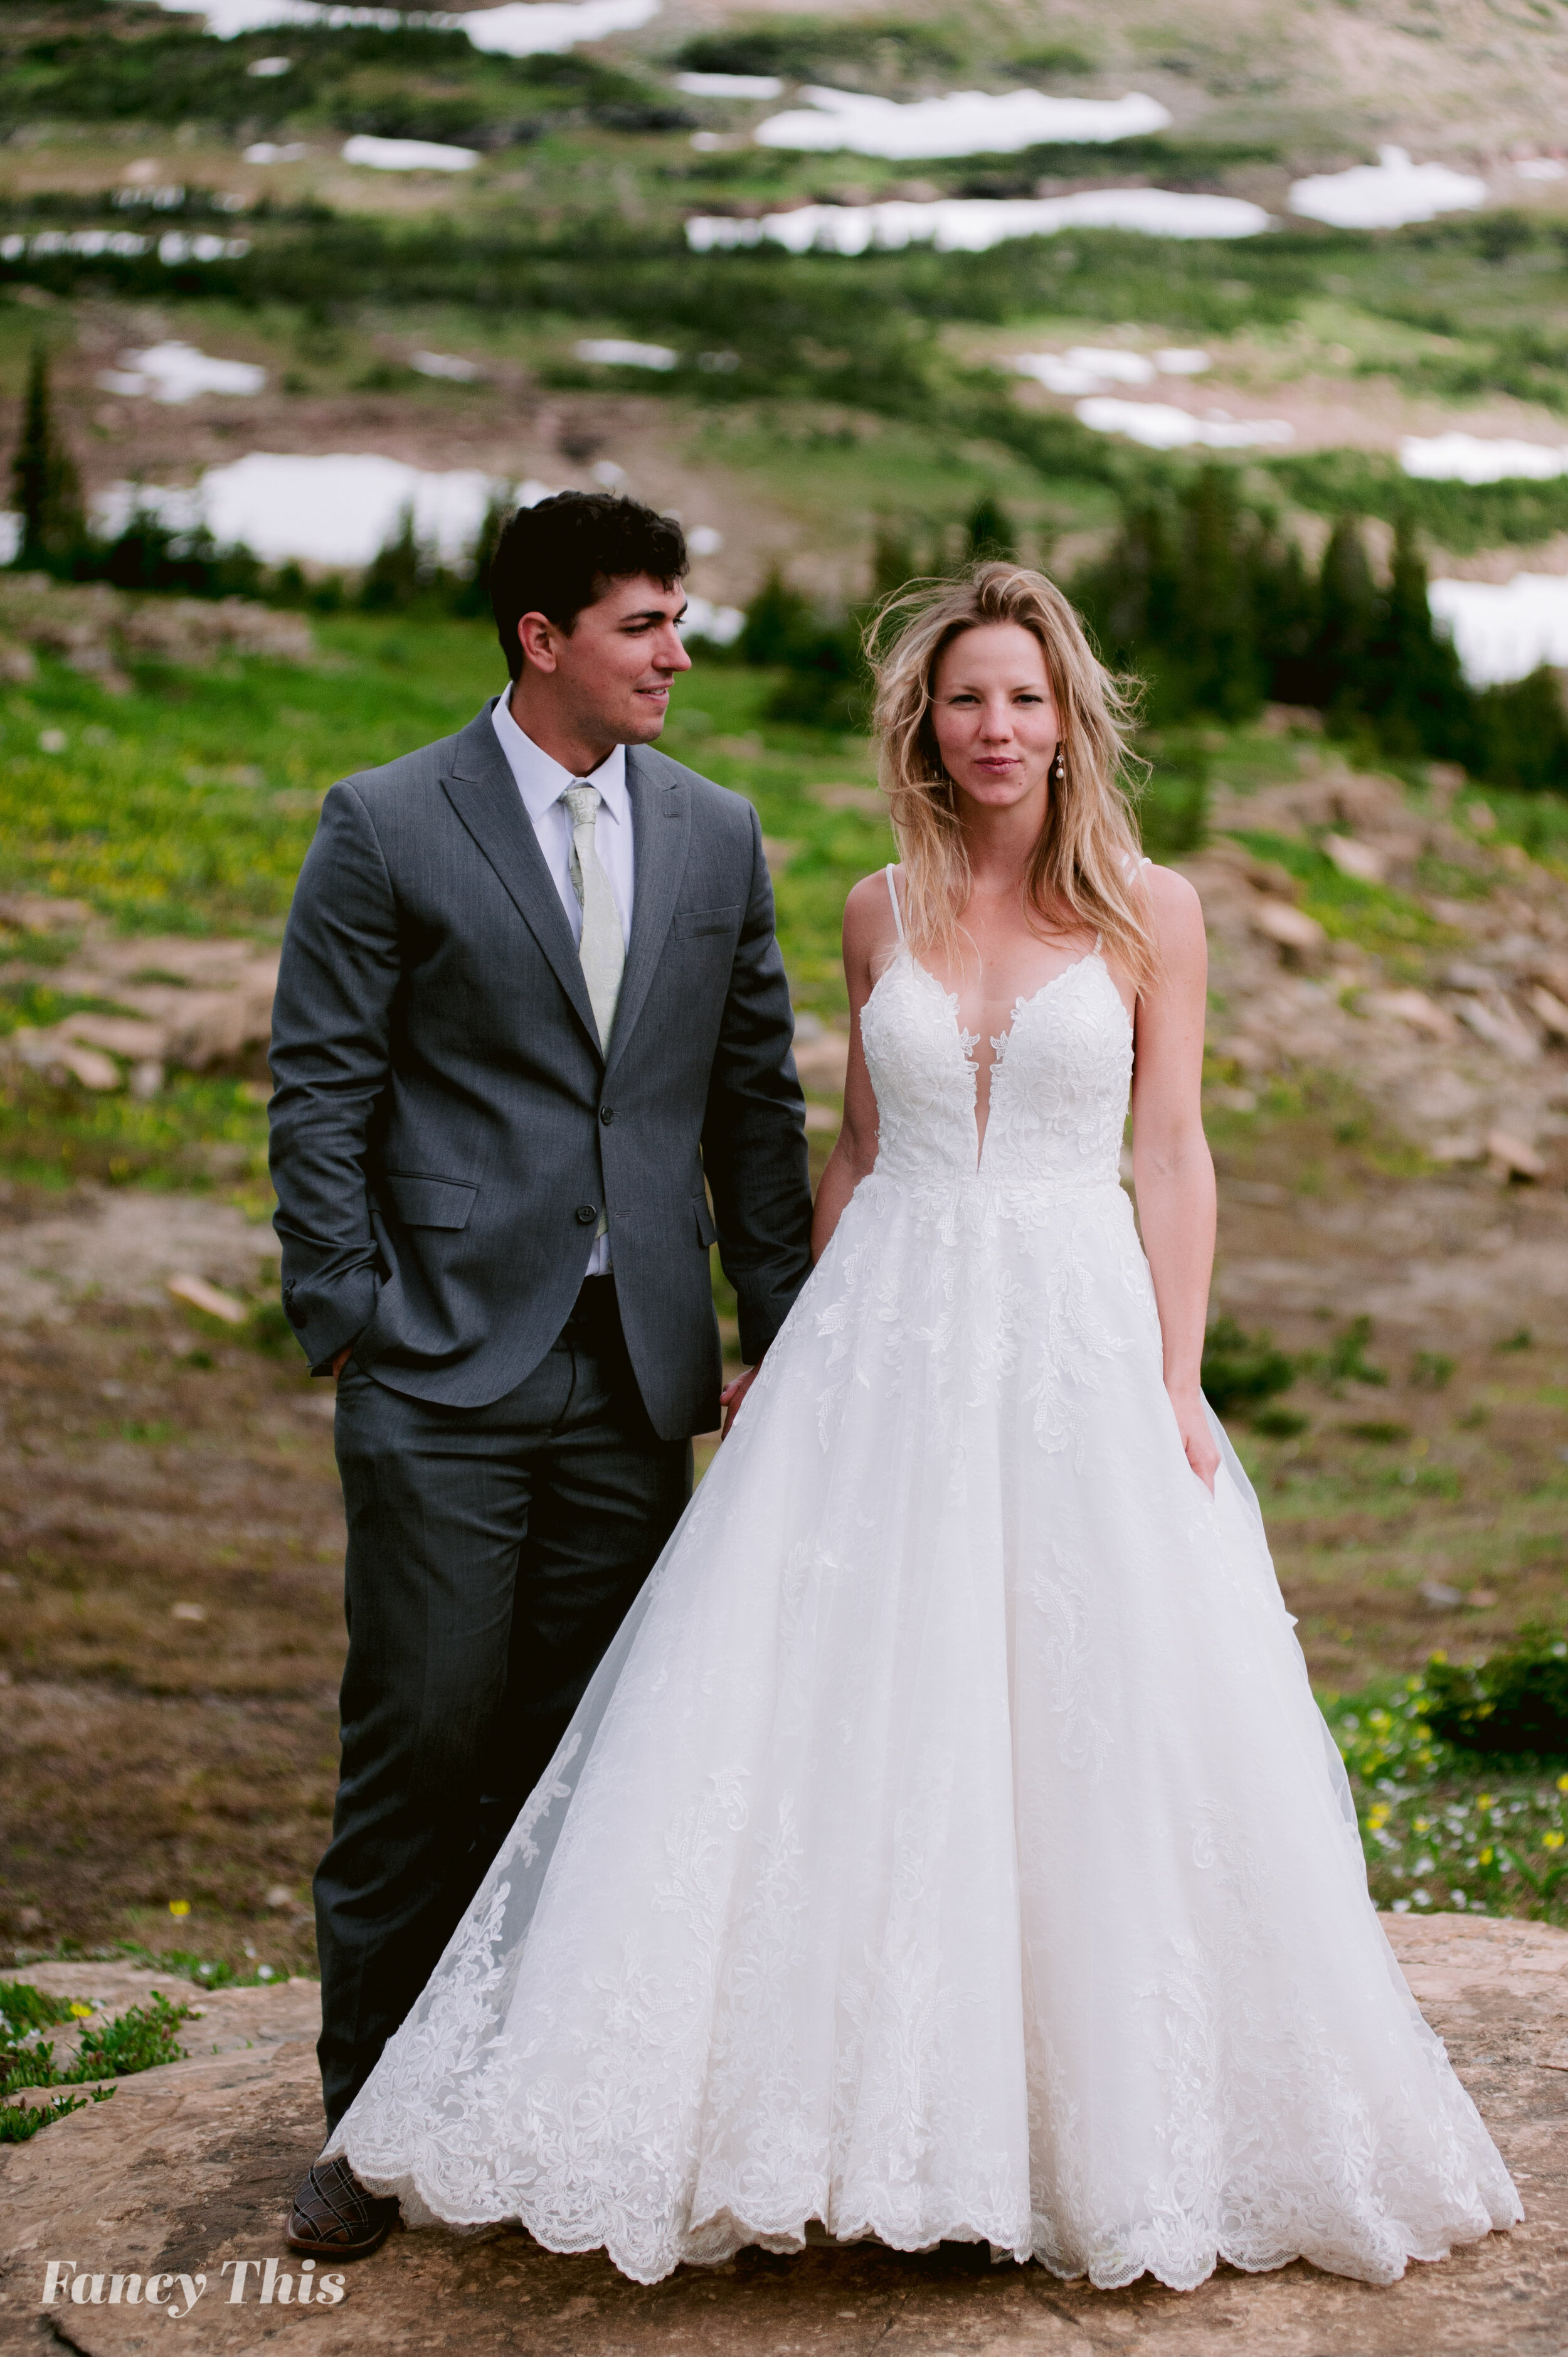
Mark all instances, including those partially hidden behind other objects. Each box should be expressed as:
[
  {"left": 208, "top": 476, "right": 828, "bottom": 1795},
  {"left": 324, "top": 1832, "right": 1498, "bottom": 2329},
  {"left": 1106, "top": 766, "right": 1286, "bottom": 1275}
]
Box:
[{"left": 519, "top": 573, "right": 692, "bottom": 748}]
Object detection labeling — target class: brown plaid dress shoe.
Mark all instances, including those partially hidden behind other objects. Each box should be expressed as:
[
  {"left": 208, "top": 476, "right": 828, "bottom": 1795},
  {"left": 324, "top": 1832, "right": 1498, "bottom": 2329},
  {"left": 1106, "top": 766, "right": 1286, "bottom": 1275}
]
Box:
[{"left": 286, "top": 2156, "right": 400, "bottom": 2260}]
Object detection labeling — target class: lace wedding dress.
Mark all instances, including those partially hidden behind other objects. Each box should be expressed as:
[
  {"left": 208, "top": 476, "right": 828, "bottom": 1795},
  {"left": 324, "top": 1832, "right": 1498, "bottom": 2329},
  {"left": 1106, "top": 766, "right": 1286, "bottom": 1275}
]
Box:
[{"left": 328, "top": 866, "right": 1520, "bottom": 2290}]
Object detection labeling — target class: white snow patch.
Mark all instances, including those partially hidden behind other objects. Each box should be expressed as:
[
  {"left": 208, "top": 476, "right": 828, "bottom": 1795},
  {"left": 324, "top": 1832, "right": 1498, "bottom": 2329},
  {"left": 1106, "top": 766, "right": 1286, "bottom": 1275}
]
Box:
[
  {"left": 575, "top": 337, "right": 677, "bottom": 370},
  {"left": 95, "top": 342, "right": 266, "bottom": 403},
  {"left": 93, "top": 455, "right": 553, "bottom": 569},
  {"left": 755, "top": 85, "right": 1170, "bottom": 159},
  {"left": 687, "top": 189, "right": 1268, "bottom": 256},
  {"left": 1016, "top": 346, "right": 1214, "bottom": 394},
  {"left": 0, "top": 514, "right": 20, "bottom": 566},
  {"left": 460, "top": 0, "right": 660, "bottom": 52},
  {"left": 680, "top": 594, "right": 743, "bottom": 644},
  {"left": 1516, "top": 157, "right": 1568, "bottom": 180},
  {"left": 246, "top": 53, "right": 292, "bottom": 73},
  {"left": 1075, "top": 397, "right": 1293, "bottom": 451},
  {"left": 1402, "top": 431, "right": 1568, "bottom": 484},
  {"left": 244, "top": 141, "right": 307, "bottom": 161},
  {"left": 410, "top": 350, "right": 482, "bottom": 381},
  {"left": 156, "top": 0, "right": 659, "bottom": 50},
  {"left": 1288, "top": 145, "right": 1486, "bottom": 229},
  {"left": 342, "top": 134, "right": 478, "bottom": 171},
  {"left": 687, "top": 525, "right": 723, "bottom": 557},
  {"left": 1429, "top": 573, "right": 1568, "bottom": 686},
  {"left": 675, "top": 72, "right": 783, "bottom": 100}
]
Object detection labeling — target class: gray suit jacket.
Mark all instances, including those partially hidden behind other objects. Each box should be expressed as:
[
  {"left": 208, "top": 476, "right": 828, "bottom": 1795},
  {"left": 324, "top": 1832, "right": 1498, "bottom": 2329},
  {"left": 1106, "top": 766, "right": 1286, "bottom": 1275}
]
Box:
[{"left": 268, "top": 701, "right": 814, "bottom": 1438}]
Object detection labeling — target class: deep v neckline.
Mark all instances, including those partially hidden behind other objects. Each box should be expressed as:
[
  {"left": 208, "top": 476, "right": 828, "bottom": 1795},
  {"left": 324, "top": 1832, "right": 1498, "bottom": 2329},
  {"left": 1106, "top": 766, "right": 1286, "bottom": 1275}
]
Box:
[{"left": 891, "top": 945, "right": 1106, "bottom": 1171}]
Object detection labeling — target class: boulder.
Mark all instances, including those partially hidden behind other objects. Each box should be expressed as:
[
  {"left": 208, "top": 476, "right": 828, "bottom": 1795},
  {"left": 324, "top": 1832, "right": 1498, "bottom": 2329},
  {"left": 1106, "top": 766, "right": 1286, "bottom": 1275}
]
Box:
[
  {"left": 1527, "top": 986, "right": 1568, "bottom": 1043},
  {"left": 2, "top": 1918, "right": 1563, "bottom": 2354},
  {"left": 1251, "top": 898, "right": 1328, "bottom": 966},
  {"left": 1323, "top": 833, "right": 1389, "bottom": 885},
  {"left": 1362, "top": 989, "right": 1458, "bottom": 1043},
  {"left": 1453, "top": 995, "right": 1540, "bottom": 1063},
  {"left": 1485, "top": 1128, "right": 1547, "bottom": 1181}
]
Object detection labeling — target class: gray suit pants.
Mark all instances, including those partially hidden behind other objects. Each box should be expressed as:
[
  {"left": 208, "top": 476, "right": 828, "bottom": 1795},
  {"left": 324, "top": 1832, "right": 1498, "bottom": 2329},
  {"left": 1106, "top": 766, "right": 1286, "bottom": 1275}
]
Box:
[{"left": 315, "top": 1277, "right": 691, "bottom": 2129}]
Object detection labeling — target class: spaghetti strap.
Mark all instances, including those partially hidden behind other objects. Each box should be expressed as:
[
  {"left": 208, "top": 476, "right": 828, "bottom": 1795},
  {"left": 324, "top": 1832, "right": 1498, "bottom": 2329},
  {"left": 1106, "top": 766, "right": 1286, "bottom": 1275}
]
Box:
[{"left": 884, "top": 863, "right": 906, "bottom": 944}]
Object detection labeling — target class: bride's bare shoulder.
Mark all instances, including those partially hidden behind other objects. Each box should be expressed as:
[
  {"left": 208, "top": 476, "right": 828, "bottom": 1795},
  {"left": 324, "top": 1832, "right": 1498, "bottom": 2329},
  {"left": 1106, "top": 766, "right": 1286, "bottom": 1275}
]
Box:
[
  {"left": 1135, "top": 859, "right": 1206, "bottom": 983},
  {"left": 844, "top": 867, "right": 900, "bottom": 940}
]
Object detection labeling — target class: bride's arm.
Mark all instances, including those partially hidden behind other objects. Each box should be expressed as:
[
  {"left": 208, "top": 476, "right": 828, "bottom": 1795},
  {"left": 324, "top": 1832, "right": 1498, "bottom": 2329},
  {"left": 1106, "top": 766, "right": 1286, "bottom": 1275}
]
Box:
[
  {"left": 1128, "top": 865, "right": 1219, "bottom": 1491},
  {"left": 810, "top": 876, "right": 893, "bottom": 1263}
]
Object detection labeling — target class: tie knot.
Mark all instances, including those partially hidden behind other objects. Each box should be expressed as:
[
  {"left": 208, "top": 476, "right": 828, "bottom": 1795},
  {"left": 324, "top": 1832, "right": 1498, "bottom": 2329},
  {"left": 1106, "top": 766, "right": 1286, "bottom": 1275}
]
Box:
[{"left": 563, "top": 782, "right": 601, "bottom": 831}]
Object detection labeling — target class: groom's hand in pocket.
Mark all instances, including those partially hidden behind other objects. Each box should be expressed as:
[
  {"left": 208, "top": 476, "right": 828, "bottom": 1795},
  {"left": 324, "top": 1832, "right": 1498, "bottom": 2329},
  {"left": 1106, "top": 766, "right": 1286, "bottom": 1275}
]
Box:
[{"left": 718, "top": 1359, "right": 762, "bottom": 1440}]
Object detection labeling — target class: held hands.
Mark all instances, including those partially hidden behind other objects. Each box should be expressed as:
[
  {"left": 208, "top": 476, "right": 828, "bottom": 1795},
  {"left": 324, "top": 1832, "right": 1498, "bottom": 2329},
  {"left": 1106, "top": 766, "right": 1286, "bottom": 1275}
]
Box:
[
  {"left": 718, "top": 1359, "right": 763, "bottom": 1441},
  {"left": 332, "top": 1346, "right": 352, "bottom": 1379},
  {"left": 1167, "top": 1380, "right": 1219, "bottom": 1495}
]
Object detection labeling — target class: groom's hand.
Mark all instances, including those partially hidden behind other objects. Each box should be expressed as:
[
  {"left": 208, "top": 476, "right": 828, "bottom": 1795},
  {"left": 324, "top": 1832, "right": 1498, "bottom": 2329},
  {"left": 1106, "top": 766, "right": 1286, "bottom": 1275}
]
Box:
[
  {"left": 718, "top": 1359, "right": 763, "bottom": 1440},
  {"left": 332, "top": 1346, "right": 352, "bottom": 1379}
]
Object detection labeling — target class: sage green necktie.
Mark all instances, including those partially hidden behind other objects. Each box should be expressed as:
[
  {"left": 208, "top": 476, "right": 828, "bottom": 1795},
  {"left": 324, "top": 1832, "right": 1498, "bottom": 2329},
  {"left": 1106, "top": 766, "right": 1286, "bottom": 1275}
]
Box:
[{"left": 562, "top": 780, "right": 625, "bottom": 1056}]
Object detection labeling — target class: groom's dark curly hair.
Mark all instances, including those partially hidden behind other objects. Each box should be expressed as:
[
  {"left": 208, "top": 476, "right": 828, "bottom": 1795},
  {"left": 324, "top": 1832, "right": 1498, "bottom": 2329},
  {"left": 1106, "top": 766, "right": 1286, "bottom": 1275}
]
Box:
[{"left": 491, "top": 491, "right": 688, "bottom": 679}]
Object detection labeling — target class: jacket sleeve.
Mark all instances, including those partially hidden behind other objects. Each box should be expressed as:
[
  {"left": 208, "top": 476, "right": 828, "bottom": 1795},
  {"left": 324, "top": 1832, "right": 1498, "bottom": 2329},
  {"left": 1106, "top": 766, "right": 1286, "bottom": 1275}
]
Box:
[
  {"left": 700, "top": 801, "right": 814, "bottom": 1363},
  {"left": 268, "top": 782, "right": 401, "bottom": 1373}
]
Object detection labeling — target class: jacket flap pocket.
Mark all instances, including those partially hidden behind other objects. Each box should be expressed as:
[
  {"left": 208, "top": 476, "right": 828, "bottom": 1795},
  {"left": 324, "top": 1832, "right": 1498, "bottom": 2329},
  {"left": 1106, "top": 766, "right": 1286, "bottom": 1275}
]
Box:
[
  {"left": 694, "top": 1192, "right": 718, "bottom": 1248},
  {"left": 672, "top": 904, "right": 741, "bottom": 940},
  {"left": 383, "top": 1172, "right": 478, "bottom": 1230}
]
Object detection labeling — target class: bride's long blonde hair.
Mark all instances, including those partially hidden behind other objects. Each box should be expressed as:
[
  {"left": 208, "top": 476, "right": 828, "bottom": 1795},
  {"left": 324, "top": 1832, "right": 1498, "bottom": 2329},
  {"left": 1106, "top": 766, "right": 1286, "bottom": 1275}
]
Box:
[{"left": 869, "top": 562, "right": 1157, "bottom": 991}]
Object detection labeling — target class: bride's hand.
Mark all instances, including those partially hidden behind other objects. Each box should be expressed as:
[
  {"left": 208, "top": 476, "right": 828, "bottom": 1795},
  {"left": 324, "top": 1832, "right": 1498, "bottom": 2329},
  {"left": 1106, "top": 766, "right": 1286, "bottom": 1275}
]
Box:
[{"left": 1167, "top": 1381, "right": 1219, "bottom": 1494}]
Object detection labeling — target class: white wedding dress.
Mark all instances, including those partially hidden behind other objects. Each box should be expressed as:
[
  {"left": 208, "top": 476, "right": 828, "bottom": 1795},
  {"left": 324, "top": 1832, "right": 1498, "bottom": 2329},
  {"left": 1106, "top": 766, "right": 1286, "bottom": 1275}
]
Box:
[{"left": 329, "top": 866, "right": 1520, "bottom": 2290}]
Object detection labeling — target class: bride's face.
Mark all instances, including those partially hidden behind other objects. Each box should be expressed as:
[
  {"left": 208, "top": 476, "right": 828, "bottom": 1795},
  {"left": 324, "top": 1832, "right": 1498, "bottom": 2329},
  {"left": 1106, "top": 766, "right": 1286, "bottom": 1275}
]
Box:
[{"left": 928, "top": 623, "right": 1059, "bottom": 815}]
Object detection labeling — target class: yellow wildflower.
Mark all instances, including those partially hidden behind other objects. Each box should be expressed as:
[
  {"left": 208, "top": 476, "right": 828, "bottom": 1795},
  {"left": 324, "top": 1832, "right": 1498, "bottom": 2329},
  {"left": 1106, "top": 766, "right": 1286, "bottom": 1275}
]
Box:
[
  {"left": 168, "top": 1899, "right": 191, "bottom": 1918},
  {"left": 1544, "top": 1831, "right": 1565, "bottom": 1851}
]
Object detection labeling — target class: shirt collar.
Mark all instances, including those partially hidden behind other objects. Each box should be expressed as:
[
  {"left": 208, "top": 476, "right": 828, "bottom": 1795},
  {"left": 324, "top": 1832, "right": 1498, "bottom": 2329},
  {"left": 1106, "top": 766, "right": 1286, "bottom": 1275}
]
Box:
[{"left": 490, "top": 693, "right": 629, "bottom": 829}]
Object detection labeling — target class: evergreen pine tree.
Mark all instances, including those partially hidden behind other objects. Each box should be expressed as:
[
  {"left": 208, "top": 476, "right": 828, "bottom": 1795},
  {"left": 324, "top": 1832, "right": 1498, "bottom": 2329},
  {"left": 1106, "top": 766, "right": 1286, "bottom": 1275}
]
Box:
[
  {"left": 359, "top": 505, "right": 423, "bottom": 611},
  {"left": 739, "top": 568, "right": 814, "bottom": 668},
  {"left": 1170, "top": 466, "right": 1262, "bottom": 721},
  {"left": 453, "top": 490, "right": 512, "bottom": 618},
  {"left": 1361, "top": 514, "right": 1471, "bottom": 756},
  {"left": 11, "top": 343, "right": 84, "bottom": 570},
  {"left": 964, "top": 494, "right": 1016, "bottom": 565},
  {"left": 1473, "top": 666, "right": 1568, "bottom": 792},
  {"left": 1308, "top": 515, "right": 1377, "bottom": 722},
  {"left": 870, "top": 519, "right": 918, "bottom": 605},
  {"left": 1251, "top": 528, "right": 1316, "bottom": 706},
  {"left": 1075, "top": 499, "right": 1179, "bottom": 675}
]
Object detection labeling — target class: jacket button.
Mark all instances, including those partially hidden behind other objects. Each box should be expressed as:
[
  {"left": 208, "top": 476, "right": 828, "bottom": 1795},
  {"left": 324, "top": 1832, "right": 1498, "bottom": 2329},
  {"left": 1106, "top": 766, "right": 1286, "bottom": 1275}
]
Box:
[
  {"left": 599, "top": 1105, "right": 615, "bottom": 1125},
  {"left": 575, "top": 1204, "right": 598, "bottom": 1225}
]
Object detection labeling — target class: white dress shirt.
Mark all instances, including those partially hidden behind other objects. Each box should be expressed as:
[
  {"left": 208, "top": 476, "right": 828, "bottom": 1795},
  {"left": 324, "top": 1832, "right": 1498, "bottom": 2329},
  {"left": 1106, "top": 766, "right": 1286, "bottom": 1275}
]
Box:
[
  {"left": 490, "top": 693, "right": 636, "bottom": 1277},
  {"left": 490, "top": 693, "right": 635, "bottom": 950}
]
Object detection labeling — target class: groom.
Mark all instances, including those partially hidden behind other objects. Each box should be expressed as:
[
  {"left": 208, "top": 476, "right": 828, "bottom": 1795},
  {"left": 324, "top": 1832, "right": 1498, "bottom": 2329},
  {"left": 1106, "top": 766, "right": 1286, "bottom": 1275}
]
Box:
[{"left": 268, "top": 491, "right": 814, "bottom": 2256}]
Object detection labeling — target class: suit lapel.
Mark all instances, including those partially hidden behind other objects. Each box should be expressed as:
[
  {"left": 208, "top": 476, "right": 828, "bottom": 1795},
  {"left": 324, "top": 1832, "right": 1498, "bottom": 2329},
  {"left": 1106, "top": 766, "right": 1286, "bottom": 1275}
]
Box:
[
  {"left": 607, "top": 747, "right": 689, "bottom": 1078},
  {"left": 441, "top": 703, "right": 601, "bottom": 1053}
]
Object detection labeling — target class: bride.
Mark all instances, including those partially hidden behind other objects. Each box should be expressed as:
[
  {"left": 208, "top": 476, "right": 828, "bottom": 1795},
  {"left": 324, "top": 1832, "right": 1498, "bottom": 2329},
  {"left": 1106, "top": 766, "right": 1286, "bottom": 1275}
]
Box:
[{"left": 324, "top": 562, "right": 1519, "bottom": 2290}]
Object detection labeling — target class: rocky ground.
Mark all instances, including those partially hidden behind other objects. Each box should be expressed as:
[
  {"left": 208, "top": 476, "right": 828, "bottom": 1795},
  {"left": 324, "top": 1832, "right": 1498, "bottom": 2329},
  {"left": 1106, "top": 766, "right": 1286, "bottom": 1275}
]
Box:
[{"left": 1, "top": 1917, "right": 1564, "bottom": 2356}]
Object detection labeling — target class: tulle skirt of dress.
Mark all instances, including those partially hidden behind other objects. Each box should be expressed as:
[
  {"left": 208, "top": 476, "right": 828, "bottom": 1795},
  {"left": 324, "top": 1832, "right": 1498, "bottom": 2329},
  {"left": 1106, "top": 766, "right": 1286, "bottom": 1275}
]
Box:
[{"left": 327, "top": 1171, "right": 1520, "bottom": 2290}]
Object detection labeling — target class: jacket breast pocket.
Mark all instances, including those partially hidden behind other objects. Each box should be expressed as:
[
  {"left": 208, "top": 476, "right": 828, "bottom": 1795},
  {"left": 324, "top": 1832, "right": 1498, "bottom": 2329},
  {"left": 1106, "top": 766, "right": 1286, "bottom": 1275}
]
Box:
[
  {"left": 672, "top": 905, "right": 741, "bottom": 941},
  {"left": 382, "top": 1171, "right": 478, "bottom": 1230}
]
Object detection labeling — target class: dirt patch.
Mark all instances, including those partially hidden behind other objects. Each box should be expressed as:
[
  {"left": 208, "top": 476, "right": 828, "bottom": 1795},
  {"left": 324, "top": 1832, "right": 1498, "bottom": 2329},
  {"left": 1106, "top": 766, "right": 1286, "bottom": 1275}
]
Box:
[
  {"left": 0, "top": 1285, "right": 342, "bottom": 1976},
  {"left": 0, "top": 1186, "right": 279, "bottom": 1327}
]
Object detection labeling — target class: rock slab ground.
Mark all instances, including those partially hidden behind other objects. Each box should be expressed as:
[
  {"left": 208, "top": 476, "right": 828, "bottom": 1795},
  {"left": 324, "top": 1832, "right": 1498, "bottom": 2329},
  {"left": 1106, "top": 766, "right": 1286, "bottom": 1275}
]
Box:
[{"left": 1, "top": 1917, "right": 1565, "bottom": 2356}]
